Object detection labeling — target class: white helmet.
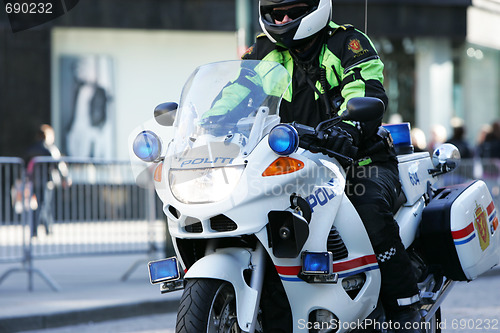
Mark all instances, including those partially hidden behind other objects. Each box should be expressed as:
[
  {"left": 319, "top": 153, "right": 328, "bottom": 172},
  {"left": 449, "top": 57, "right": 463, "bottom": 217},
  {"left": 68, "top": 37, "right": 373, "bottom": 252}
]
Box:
[{"left": 259, "top": 0, "right": 332, "bottom": 49}]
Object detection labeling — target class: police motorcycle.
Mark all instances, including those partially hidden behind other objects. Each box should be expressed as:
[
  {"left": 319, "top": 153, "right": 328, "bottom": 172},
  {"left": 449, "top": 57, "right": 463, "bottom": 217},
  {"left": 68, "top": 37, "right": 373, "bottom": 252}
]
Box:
[{"left": 130, "top": 60, "right": 500, "bottom": 333}]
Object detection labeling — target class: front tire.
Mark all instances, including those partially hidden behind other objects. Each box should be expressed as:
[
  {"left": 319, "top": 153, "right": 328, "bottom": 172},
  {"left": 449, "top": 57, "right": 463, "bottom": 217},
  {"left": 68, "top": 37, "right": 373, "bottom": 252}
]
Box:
[{"left": 176, "top": 279, "right": 261, "bottom": 333}]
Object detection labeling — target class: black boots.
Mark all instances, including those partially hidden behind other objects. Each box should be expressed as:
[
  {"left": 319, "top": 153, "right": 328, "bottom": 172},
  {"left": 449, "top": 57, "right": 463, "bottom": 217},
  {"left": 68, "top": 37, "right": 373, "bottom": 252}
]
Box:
[{"left": 388, "top": 306, "right": 424, "bottom": 333}]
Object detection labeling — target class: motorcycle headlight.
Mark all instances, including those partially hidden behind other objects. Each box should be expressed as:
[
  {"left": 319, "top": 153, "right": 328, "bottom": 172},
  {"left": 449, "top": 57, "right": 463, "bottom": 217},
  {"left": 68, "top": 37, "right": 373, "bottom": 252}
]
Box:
[{"left": 169, "top": 166, "right": 245, "bottom": 204}]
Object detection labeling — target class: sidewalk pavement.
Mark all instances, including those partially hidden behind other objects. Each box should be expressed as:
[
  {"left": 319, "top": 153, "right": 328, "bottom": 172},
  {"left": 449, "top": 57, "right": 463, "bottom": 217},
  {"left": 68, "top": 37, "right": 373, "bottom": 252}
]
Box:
[
  {"left": 1, "top": 254, "right": 499, "bottom": 333},
  {"left": 0, "top": 254, "right": 181, "bottom": 333}
]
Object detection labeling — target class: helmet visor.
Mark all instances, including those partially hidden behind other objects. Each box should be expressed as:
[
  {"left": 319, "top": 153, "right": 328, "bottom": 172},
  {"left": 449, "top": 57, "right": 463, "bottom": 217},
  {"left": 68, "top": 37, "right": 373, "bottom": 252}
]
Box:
[
  {"left": 271, "top": 6, "right": 312, "bottom": 21},
  {"left": 261, "top": 3, "right": 315, "bottom": 24}
]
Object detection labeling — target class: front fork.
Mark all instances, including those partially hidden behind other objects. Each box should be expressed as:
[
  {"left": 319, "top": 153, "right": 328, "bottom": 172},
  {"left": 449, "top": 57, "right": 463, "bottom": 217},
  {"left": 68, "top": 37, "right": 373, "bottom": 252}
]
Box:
[
  {"left": 248, "top": 242, "right": 266, "bottom": 333},
  {"left": 183, "top": 240, "right": 267, "bottom": 332}
]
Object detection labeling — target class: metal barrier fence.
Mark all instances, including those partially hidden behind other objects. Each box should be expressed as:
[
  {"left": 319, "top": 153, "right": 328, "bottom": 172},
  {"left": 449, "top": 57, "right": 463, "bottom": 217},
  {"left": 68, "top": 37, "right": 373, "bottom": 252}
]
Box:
[
  {"left": 0, "top": 156, "right": 166, "bottom": 291},
  {"left": 2, "top": 155, "right": 500, "bottom": 291},
  {"left": 435, "top": 158, "right": 500, "bottom": 207},
  {"left": 0, "top": 157, "right": 27, "bottom": 264}
]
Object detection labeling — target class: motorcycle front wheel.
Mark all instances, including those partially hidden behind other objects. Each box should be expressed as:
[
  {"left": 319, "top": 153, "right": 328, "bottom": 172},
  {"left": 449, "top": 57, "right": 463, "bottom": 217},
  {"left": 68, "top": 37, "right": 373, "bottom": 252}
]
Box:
[{"left": 176, "top": 278, "right": 263, "bottom": 333}]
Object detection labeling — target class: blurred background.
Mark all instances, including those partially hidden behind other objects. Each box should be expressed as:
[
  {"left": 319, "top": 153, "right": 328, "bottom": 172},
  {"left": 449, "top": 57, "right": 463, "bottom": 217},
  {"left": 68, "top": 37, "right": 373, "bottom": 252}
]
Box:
[
  {"left": 0, "top": 0, "right": 499, "bottom": 272},
  {"left": 0, "top": 1, "right": 499, "bottom": 331},
  {"left": 0, "top": 0, "right": 499, "bottom": 160}
]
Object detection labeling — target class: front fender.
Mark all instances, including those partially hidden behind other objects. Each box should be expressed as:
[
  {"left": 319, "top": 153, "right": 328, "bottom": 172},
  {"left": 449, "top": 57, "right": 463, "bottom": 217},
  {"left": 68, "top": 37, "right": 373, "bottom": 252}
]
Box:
[{"left": 184, "top": 248, "right": 258, "bottom": 332}]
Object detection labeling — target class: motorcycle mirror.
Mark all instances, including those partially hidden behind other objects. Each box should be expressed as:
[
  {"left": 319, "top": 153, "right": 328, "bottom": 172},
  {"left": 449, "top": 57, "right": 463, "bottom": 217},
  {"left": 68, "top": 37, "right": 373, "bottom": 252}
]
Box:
[
  {"left": 341, "top": 97, "right": 385, "bottom": 122},
  {"left": 432, "top": 143, "right": 461, "bottom": 173},
  {"left": 154, "top": 102, "right": 178, "bottom": 126}
]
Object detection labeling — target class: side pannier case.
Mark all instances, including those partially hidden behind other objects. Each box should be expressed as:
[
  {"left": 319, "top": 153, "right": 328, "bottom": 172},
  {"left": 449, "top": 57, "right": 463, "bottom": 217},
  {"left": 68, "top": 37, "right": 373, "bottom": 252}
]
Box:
[{"left": 420, "top": 180, "right": 500, "bottom": 281}]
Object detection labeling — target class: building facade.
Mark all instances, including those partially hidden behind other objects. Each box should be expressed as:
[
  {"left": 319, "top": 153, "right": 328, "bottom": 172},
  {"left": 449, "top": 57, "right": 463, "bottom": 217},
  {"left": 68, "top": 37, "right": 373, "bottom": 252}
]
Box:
[{"left": 1, "top": 0, "right": 499, "bottom": 158}]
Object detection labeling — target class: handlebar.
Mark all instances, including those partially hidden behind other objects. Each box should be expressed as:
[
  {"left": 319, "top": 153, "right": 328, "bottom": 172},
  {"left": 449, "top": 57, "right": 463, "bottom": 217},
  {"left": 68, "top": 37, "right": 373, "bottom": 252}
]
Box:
[
  {"left": 290, "top": 120, "right": 354, "bottom": 168},
  {"left": 285, "top": 97, "right": 387, "bottom": 168}
]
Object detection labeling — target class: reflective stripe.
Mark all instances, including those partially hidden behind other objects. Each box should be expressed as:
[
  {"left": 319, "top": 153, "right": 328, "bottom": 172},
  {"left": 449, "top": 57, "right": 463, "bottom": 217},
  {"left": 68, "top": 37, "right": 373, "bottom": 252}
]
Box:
[
  {"left": 343, "top": 55, "right": 380, "bottom": 75},
  {"left": 254, "top": 61, "right": 291, "bottom": 99},
  {"left": 397, "top": 294, "right": 421, "bottom": 306},
  {"left": 357, "top": 157, "right": 372, "bottom": 166},
  {"left": 316, "top": 47, "right": 342, "bottom": 100},
  {"left": 262, "top": 50, "right": 294, "bottom": 102},
  {"left": 203, "top": 83, "right": 251, "bottom": 119}
]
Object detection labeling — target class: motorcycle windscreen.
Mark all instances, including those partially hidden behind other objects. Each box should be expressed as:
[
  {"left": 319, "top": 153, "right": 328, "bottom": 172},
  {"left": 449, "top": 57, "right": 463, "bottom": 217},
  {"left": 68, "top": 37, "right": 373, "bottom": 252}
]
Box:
[
  {"left": 167, "top": 60, "right": 291, "bottom": 161},
  {"left": 128, "top": 60, "right": 290, "bottom": 191},
  {"left": 163, "top": 60, "right": 291, "bottom": 204}
]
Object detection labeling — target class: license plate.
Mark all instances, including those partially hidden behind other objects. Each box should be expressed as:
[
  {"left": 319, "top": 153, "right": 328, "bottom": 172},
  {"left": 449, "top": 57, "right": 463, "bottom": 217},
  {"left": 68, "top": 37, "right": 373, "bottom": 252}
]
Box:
[{"left": 148, "top": 257, "right": 180, "bottom": 284}]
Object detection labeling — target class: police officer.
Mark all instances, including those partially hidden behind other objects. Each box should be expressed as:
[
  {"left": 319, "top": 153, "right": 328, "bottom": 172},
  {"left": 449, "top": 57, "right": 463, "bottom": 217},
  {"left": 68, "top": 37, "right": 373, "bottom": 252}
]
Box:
[{"left": 243, "top": 0, "right": 423, "bottom": 332}]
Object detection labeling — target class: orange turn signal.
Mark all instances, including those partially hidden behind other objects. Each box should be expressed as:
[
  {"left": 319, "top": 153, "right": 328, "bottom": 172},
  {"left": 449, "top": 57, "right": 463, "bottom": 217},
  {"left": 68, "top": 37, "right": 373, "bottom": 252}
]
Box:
[
  {"left": 154, "top": 163, "right": 163, "bottom": 182},
  {"left": 262, "top": 157, "right": 304, "bottom": 177}
]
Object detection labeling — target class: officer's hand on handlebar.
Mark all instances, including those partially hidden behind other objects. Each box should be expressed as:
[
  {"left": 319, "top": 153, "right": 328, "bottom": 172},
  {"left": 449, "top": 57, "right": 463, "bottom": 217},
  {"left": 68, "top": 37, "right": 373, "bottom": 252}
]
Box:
[
  {"left": 296, "top": 124, "right": 358, "bottom": 158},
  {"left": 298, "top": 133, "right": 320, "bottom": 153},
  {"left": 320, "top": 126, "right": 358, "bottom": 159}
]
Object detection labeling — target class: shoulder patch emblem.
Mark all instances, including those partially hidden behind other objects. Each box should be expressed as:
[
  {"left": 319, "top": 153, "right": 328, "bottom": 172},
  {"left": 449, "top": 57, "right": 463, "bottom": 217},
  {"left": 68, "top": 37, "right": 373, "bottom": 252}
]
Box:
[
  {"left": 241, "top": 45, "right": 255, "bottom": 59},
  {"left": 348, "top": 39, "right": 363, "bottom": 53},
  {"left": 348, "top": 38, "right": 370, "bottom": 58}
]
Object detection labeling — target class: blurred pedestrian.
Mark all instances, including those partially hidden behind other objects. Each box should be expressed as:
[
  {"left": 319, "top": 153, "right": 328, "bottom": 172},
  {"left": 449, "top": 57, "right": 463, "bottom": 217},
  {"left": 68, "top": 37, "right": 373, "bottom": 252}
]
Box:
[
  {"left": 23, "top": 124, "right": 70, "bottom": 236},
  {"left": 427, "top": 124, "right": 447, "bottom": 154},
  {"left": 446, "top": 118, "right": 472, "bottom": 159},
  {"left": 24, "top": 124, "right": 53, "bottom": 168},
  {"left": 476, "top": 124, "right": 491, "bottom": 149},
  {"left": 478, "top": 121, "right": 500, "bottom": 158},
  {"left": 388, "top": 113, "right": 403, "bottom": 125},
  {"left": 410, "top": 128, "right": 427, "bottom": 153}
]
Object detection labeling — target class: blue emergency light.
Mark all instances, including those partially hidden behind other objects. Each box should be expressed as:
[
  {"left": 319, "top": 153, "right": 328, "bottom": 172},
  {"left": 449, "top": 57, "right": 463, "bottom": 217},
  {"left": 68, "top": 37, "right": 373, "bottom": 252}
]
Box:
[
  {"left": 133, "top": 130, "right": 162, "bottom": 162},
  {"left": 302, "top": 252, "right": 333, "bottom": 275},
  {"left": 382, "top": 123, "right": 414, "bottom": 155},
  {"left": 268, "top": 124, "right": 299, "bottom": 156},
  {"left": 148, "top": 257, "right": 180, "bottom": 284}
]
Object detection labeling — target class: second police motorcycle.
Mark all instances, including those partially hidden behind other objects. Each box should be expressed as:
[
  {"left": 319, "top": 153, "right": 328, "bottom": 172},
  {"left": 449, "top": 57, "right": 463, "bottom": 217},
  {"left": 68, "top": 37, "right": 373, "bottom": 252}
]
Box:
[{"left": 131, "top": 60, "right": 500, "bottom": 333}]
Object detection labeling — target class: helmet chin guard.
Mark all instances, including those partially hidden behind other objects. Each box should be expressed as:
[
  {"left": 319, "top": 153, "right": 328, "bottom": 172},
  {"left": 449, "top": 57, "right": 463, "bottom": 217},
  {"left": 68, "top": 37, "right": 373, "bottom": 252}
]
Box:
[{"left": 259, "top": 0, "right": 332, "bottom": 49}]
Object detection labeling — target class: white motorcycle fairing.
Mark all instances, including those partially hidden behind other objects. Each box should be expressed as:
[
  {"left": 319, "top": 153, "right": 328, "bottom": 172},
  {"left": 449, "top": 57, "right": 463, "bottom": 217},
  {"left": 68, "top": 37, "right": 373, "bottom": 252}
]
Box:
[
  {"left": 164, "top": 141, "right": 382, "bottom": 332},
  {"left": 132, "top": 60, "right": 500, "bottom": 333},
  {"left": 133, "top": 60, "right": 383, "bottom": 332},
  {"left": 183, "top": 247, "right": 262, "bottom": 331}
]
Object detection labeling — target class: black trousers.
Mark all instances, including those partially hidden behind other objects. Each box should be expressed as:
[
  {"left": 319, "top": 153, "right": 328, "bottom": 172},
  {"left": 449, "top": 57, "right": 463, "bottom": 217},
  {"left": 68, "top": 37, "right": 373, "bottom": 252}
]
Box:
[{"left": 346, "top": 160, "right": 419, "bottom": 312}]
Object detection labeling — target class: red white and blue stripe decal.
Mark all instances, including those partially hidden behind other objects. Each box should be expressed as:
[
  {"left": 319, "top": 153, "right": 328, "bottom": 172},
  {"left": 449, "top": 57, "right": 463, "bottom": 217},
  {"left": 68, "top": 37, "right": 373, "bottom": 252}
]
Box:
[
  {"left": 452, "top": 201, "right": 496, "bottom": 245},
  {"left": 275, "top": 254, "right": 379, "bottom": 282},
  {"left": 332, "top": 255, "right": 379, "bottom": 278},
  {"left": 487, "top": 201, "right": 499, "bottom": 234},
  {"left": 452, "top": 221, "right": 476, "bottom": 245},
  {"left": 275, "top": 265, "right": 302, "bottom": 281},
  {"left": 487, "top": 202, "right": 498, "bottom": 227}
]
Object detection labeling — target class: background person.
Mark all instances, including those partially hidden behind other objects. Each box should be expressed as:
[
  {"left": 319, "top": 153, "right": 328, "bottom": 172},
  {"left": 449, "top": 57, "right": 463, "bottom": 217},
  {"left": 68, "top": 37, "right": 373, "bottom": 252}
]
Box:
[
  {"left": 23, "top": 124, "right": 70, "bottom": 236},
  {"left": 446, "top": 117, "right": 472, "bottom": 159},
  {"left": 410, "top": 127, "right": 427, "bottom": 153}
]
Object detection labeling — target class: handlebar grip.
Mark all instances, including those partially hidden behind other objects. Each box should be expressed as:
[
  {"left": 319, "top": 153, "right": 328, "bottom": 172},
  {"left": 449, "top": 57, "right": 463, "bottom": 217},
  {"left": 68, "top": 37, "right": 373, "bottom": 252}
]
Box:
[
  {"left": 308, "top": 144, "right": 354, "bottom": 168},
  {"left": 291, "top": 122, "right": 316, "bottom": 137},
  {"left": 290, "top": 122, "right": 354, "bottom": 168}
]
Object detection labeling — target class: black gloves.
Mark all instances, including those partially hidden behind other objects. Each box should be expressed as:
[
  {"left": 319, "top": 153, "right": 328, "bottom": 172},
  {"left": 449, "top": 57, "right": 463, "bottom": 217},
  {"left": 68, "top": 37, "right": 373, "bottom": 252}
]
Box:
[
  {"left": 299, "top": 126, "right": 358, "bottom": 161},
  {"left": 321, "top": 126, "right": 358, "bottom": 159}
]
